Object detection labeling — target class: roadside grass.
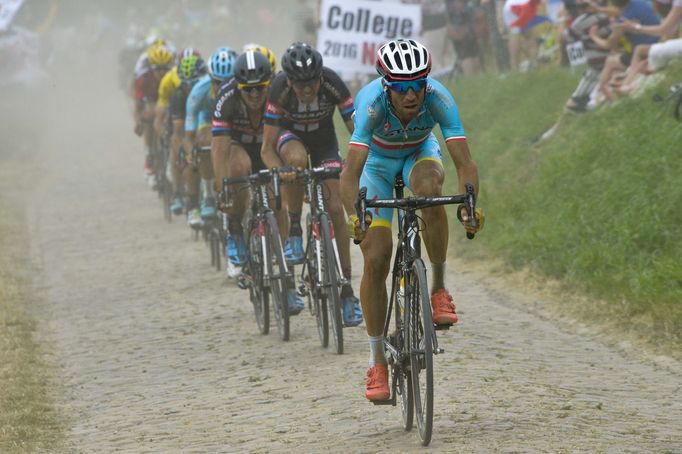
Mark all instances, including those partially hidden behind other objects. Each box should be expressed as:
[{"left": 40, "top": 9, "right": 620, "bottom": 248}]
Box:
[
  {"left": 337, "top": 62, "right": 682, "bottom": 352},
  {"left": 0, "top": 151, "right": 64, "bottom": 450}
]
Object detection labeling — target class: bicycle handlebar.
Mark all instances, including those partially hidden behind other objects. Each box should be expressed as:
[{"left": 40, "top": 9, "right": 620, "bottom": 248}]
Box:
[
  {"left": 222, "top": 168, "right": 284, "bottom": 211},
  {"left": 355, "top": 182, "right": 477, "bottom": 240}
]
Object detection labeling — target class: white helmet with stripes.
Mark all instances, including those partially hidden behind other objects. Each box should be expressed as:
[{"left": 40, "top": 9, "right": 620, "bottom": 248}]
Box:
[{"left": 376, "top": 39, "right": 431, "bottom": 81}]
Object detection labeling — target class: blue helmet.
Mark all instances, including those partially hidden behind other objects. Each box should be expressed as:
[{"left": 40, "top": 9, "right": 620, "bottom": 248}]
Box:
[{"left": 208, "top": 47, "right": 237, "bottom": 82}]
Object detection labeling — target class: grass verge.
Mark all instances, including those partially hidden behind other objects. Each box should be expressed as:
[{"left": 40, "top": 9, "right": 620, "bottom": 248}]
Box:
[{"left": 0, "top": 154, "right": 64, "bottom": 451}]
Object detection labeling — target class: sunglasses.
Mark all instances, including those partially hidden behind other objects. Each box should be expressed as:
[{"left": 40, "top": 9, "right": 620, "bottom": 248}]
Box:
[
  {"left": 291, "top": 78, "right": 319, "bottom": 89},
  {"left": 385, "top": 78, "right": 427, "bottom": 94},
  {"left": 238, "top": 82, "right": 269, "bottom": 93}
]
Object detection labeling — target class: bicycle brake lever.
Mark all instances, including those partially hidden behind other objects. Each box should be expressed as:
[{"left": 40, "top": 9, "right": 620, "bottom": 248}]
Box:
[{"left": 465, "top": 182, "right": 476, "bottom": 240}]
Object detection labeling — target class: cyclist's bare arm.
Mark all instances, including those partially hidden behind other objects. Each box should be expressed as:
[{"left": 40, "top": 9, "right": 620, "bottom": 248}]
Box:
[
  {"left": 340, "top": 144, "right": 369, "bottom": 217},
  {"left": 211, "top": 135, "right": 231, "bottom": 184},
  {"left": 446, "top": 139, "right": 479, "bottom": 196},
  {"left": 260, "top": 123, "right": 284, "bottom": 169}
]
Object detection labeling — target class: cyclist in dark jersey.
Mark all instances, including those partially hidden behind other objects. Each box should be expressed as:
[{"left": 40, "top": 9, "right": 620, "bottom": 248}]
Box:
[
  {"left": 212, "top": 50, "right": 272, "bottom": 280},
  {"left": 167, "top": 51, "right": 207, "bottom": 216},
  {"left": 260, "top": 42, "right": 362, "bottom": 326}
]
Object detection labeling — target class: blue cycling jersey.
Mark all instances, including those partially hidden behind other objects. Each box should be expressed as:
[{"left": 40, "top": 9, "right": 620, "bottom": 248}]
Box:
[
  {"left": 185, "top": 75, "right": 215, "bottom": 133},
  {"left": 350, "top": 77, "right": 466, "bottom": 158}
]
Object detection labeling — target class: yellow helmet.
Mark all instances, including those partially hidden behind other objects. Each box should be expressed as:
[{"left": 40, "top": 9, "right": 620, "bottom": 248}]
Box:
[
  {"left": 244, "top": 45, "right": 277, "bottom": 73},
  {"left": 147, "top": 44, "right": 173, "bottom": 67}
]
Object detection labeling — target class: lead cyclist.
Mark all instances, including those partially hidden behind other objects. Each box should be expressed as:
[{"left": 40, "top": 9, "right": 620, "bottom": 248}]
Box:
[{"left": 340, "top": 39, "right": 485, "bottom": 401}]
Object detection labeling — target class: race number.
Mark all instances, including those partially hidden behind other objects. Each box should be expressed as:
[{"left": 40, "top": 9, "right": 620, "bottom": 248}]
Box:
[{"left": 566, "top": 41, "right": 587, "bottom": 67}]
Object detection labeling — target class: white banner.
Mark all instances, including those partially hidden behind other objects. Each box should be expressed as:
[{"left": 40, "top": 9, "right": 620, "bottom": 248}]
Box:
[
  {"left": 0, "top": 0, "right": 25, "bottom": 32},
  {"left": 316, "top": 0, "right": 422, "bottom": 77}
]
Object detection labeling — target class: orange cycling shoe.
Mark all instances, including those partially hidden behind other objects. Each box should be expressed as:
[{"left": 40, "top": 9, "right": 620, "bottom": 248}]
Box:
[
  {"left": 431, "top": 289, "right": 459, "bottom": 325},
  {"left": 365, "top": 364, "right": 390, "bottom": 401}
]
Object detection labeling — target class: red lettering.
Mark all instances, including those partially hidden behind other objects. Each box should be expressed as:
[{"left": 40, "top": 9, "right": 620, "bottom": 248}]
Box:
[{"left": 362, "top": 42, "right": 379, "bottom": 65}]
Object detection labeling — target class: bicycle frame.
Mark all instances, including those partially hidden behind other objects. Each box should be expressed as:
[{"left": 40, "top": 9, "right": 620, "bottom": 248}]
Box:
[{"left": 299, "top": 167, "right": 346, "bottom": 292}]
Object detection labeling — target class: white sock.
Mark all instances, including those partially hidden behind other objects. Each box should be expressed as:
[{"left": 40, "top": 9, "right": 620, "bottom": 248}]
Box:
[{"left": 368, "top": 335, "right": 387, "bottom": 367}]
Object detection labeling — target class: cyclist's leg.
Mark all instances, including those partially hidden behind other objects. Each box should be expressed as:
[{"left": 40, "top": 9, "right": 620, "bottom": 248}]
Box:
[
  {"left": 277, "top": 132, "right": 307, "bottom": 261},
  {"left": 404, "top": 135, "right": 458, "bottom": 324},
  {"left": 224, "top": 142, "right": 253, "bottom": 266},
  {"left": 196, "top": 125, "right": 216, "bottom": 218},
  {"left": 359, "top": 154, "right": 400, "bottom": 400},
  {"left": 169, "top": 119, "right": 185, "bottom": 210},
  {"left": 404, "top": 135, "right": 447, "bottom": 271}
]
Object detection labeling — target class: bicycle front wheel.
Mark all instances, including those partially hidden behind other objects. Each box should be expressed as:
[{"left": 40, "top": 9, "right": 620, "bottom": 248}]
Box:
[
  {"left": 320, "top": 213, "right": 343, "bottom": 354},
  {"left": 248, "top": 218, "right": 269, "bottom": 335},
  {"left": 266, "top": 211, "right": 290, "bottom": 341},
  {"left": 407, "top": 258, "right": 434, "bottom": 446},
  {"left": 307, "top": 214, "right": 328, "bottom": 348}
]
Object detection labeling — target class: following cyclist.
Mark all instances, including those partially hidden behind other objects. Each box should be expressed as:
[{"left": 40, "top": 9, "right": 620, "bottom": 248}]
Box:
[
  {"left": 212, "top": 49, "right": 274, "bottom": 279},
  {"left": 132, "top": 43, "right": 174, "bottom": 186},
  {"left": 340, "top": 39, "right": 484, "bottom": 401},
  {"left": 164, "top": 49, "right": 207, "bottom": 215},
  {"left": 184, "top": 46, "right": 237, "bottom": 228},
  {"left": 260, "top": 42, "right": 362, "bottom": 325}
]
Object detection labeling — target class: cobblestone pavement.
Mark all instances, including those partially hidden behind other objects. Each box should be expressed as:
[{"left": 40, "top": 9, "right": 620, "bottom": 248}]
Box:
[{"left": 19, "top": 76, "right": 682, "bottom": 454}]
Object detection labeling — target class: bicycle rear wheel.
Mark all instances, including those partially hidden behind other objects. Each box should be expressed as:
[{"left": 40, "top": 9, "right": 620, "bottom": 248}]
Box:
[
  {"left": 266, "top": 211, "right": 290, "bottom": 341},
  {"left": 407, "top": 258, "right": 434, "bottom": 446},
  {"left": 248, "top": 218, "right": 269, "bottom": 335},
  {"left": 162, "top": 179, "right": 172, "bottom": 223},
  {"left": 320, "top": 213, "right": 343, "bottom": 354}
]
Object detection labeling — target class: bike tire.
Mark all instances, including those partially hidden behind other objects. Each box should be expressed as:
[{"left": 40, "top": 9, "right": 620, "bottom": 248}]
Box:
[
  {"left": 407, "top": 258, "right": 434, "bottom": 446},
  {"left": 392, "top": 270, "right": 414, "bottom": 431},
  {"left": 248, "top": 218, "right": 269, "bottom": 335},
  {"left": 307, "top": 215, "right": 329, "bottom": 348},
  {"left": 162, "top": 180, "right": 172, "bottom": 223},
  {"left": 320, "top": 213, "right": 343, "bottom": 354},
  {"left": 265, "top": 211, "right": 290, "bottom": 341},
  {"left": 211, "top": 229, "right": 221, "bottom": 272}
]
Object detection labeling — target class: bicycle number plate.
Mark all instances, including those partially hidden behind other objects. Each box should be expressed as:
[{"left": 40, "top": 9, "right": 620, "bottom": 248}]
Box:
[{"left": 566, "top": 41, "right": 587, "bottom": 67}]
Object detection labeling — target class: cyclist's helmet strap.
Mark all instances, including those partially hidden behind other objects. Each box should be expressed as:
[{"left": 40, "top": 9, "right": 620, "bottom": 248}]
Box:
[
  {"left": 376, "top": 39, "right": 431, "bottom": 82},
  {"left": 234, "top": 50, "right": 273, "bottom": 85},
  {"left": 281, "top": 42, "right": 323, "bottom": 81}
]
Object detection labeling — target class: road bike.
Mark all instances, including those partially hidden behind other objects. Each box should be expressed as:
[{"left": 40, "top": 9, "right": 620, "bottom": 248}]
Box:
[
  {"left": 295, "top": 165, "right": 346, "bottom": 354},
  {"left": 222, "top": 168, "right": 294, "bottom": 341},
  {"left": 355, "top": 175, "right": 477, "bottom": 446}
]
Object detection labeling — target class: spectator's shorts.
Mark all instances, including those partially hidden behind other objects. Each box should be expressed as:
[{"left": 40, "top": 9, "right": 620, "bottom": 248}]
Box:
[
  {"left": 648, "top": 38, "right": 682, "bottom": 71},
  {"left": 360, "top": 134, "right": 443, "bottom": 229},
  {"left": 619, "top": 52, "right": 633, "bottom": 67}
]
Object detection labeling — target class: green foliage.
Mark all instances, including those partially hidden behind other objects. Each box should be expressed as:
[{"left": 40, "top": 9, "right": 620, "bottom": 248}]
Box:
[{"left": 449, "top": 64, "right": 682, "bottom": 344}]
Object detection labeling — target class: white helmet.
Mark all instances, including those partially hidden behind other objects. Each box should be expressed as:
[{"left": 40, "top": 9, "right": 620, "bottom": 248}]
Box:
[{"left": 376, "top": 39, "right": 431, "bottom": 81}]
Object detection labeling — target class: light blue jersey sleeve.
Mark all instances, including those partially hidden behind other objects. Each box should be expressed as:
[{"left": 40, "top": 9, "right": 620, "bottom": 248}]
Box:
[
  {"left": 349, "top": 78, "right": 386, "bottom": 149},
  {"left": 425, "top": 78, "right": 466, "bottom": 142},
  {"left": 185, "top": 75, "right": 211, "bottom": 133}
]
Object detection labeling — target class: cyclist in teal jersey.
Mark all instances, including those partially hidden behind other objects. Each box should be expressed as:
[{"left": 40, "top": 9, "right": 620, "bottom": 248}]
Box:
[{"left": 340, "top": 39, "right": 485, "bottom": 401}]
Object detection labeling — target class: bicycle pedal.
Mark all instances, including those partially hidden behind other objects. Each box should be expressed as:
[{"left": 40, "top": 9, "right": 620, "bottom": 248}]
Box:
[
  {"left": 435, "top": 348, "right": 445, "bottom": 355},
  {"left": 370, "top": 399, "right": 394, "bottom": 406},
  {"left": 434, "top": 324, "right": 451, "bottom": 331}
]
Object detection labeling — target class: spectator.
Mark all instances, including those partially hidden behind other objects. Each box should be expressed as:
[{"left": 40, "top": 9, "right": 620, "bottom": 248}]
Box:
[
  {"left": 503, "top": 0, "right": 552, "bottom": 70},
  {"left": 616, "top": 0, "right": 682, "bottom": 93},
  {"left": 564, "top": 0, "right": 612, "bottom": 113},
  {"left": 446, "top": 0, "right": 485, "bottom": 75},
  {"left": 586, "top": 0, "right": 659, "bottom": 101}
]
